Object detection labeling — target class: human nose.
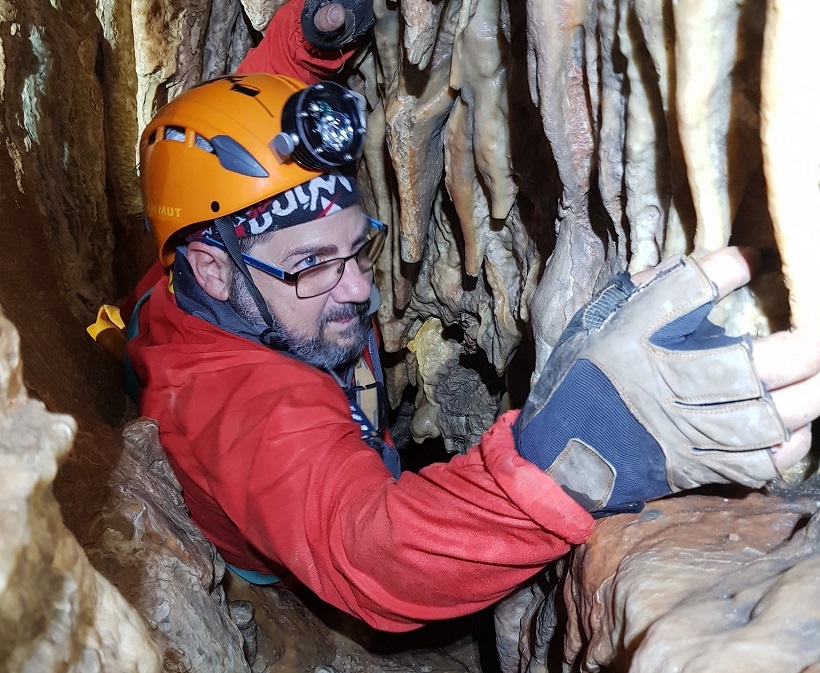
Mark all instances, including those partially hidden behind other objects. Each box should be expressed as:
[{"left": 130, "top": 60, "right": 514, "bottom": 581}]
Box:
[{"left": 331, "top": 255, "right": 372, "bottom": 304}]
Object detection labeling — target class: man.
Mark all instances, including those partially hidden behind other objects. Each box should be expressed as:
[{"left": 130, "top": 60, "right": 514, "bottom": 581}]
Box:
[{"left": 124, "top": 73, "right": 820, "bottom": 632}]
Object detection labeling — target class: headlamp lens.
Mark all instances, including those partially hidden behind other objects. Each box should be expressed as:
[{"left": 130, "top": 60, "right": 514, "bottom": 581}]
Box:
[
  {"left": 311, "top": 102, "right": 355, "bottom": 153},
  {"left": 275, "top": 81, "right": 367, "bottom": 170}
]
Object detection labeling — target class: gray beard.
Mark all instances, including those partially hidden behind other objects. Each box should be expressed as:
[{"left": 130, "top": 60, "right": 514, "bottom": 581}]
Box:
[{"left": 229, "top": 272, "right": 369, "bottom": 371}]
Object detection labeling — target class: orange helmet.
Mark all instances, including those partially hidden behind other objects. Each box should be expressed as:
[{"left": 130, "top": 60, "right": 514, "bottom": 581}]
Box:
[{"left": 139, "top": 73, "right": 366, "bottom": 266}]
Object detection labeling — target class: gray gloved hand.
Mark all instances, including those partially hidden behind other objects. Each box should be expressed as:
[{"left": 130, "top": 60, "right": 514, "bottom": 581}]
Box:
[{"left": 514, "top": 253, "right": 789, "bottom": 517}]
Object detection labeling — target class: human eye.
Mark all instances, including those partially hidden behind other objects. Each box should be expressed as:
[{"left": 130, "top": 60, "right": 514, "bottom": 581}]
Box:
[{"left": 294, "top": 254, "right": 322, "bottom": 271}]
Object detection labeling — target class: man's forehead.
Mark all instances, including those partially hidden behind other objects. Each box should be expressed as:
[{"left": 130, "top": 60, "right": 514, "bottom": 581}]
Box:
[{"left": 267, "top": 205, "right": 368, "bottom": 250}]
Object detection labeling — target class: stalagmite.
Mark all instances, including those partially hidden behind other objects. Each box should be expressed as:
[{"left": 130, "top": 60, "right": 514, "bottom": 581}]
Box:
[
  {"left": 760, "top": 0, "right": 820, "bottom": 333},
  {"left": 407, "top": 319, "right": 446, "bottom": 443},
  {"left": 526, "top": 0, "right": 622, "bottom": 374},
  {"left": 401, "top": 0, "right": 443, "bottom": 69},
  {"left": 674, "top": 0, "right": 765, "bottom": 254}
]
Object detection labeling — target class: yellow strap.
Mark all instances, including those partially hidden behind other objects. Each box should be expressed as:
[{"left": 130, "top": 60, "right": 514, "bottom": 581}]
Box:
[
  {"left": 87, "top": 267, "right": 171, "bottom": 364},
  {"left": 87, "top": 304, "right": 125, "bottom": 337},
  {"left": 86, "top": 304, "right": 127, "bottom": 363}
]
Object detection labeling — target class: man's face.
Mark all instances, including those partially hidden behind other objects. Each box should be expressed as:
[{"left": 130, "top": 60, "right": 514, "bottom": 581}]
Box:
[{"left": 230, "top": 205, "right": 374, "bottom": 370}]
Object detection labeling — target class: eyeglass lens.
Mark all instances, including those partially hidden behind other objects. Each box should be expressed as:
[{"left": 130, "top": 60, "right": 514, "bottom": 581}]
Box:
[{"left": 296, "top": 231, "right": 385, "bottom": 298}]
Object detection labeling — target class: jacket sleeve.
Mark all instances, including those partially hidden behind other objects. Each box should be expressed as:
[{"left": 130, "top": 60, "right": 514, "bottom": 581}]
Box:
[
  {"left": 205, "top": 370, "right": 595, "bottom": 632},
  {"left": 236, "top": 0, "right": 356, "bottom": 83}
]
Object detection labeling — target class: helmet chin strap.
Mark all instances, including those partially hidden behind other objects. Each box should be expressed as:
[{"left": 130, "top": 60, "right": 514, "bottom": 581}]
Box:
[
  {"left": 367, "top": 283, "right": 381, "bottom": 315},
  {"left": 213, "top": 216, "right": 288, "bottom": 350}
]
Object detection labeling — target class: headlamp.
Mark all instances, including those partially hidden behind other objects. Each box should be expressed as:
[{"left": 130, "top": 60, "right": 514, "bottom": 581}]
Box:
[{"left": 273, "top": 81, "right": 367, "bottom": 170}]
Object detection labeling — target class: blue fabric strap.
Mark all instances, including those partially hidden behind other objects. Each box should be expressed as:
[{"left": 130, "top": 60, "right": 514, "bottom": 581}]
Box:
[
  {"left": 124, "top": 288, "right": 154, "bottom": 403},
  {"left": 225, "top": 563, "right": 283, "bottom": 585}
]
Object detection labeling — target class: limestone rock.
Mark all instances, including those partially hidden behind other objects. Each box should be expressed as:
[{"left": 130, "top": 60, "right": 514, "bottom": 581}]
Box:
[
  {"left": 3, "top": 0, "right": 820, "bottom": 668},
  {"left": 0, "top": 0, "right": 118, "bottom": 321},
  {"left": 561, "top": 491, "right": 820, "bottom": 673},
  {"left": 525, "top": 0, "right": 624, "bottom": 377},
  {"left": 761, "top": 0, "right": 820, "bottom": 334},
  {"left": 0, "top": 295, "right": 484, "bottom": 672},
  {"left": 85, "top": 418, "right": 251, "bottom": 673},
  {"left": 0, "top": 307, "right": 162, "bottom": 673},
  {"left": 406, "top": 318, "right": 499, "bottom": 452},
  {"left": 239, "top": 0, "right": 288, "bottom": 33}
]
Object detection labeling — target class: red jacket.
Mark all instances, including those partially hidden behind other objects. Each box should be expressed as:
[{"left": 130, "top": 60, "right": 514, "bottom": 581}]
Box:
[
  {"left": 236, "top": 0, "right": 356, "bottom": 83},
  {"left": 128, "top": 279, "right": 594, "bottom": 631}
]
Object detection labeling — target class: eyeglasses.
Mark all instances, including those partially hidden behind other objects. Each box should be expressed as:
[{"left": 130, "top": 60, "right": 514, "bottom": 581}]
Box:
[{"left": 202, "top": 217, "right": 387, "bottom": 298}]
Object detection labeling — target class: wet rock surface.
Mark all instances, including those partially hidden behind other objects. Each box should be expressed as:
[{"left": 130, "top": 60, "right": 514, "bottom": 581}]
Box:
[{"left": 560, "top": 490, "right": 820, "bottom": 673}]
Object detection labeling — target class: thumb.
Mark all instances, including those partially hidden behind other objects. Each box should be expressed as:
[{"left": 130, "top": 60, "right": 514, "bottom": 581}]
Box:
[{"left": 314, "top": 3, "right": 346, "bottom": 32}]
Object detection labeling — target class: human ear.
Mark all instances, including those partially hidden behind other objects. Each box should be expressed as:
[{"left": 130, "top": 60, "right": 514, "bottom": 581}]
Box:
[{"left": 186, "top": 241, "right": 231, "bottom": 301}]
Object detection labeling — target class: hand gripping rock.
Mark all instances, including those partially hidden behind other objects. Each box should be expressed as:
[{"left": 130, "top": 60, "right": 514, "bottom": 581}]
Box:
[
  {"left": 514, "top": 256, "right": 788, "bottom": 517},
  {"left": 301, "top": 0, "right": 375, "bottom": 50}
]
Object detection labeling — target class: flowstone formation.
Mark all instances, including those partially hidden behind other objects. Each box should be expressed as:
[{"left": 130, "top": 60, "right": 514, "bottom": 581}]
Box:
[
  {"left": 0, "top": 0, "right": 819, "bottom": 670},
  {"left": 561, "top": 491, "right": 820, "bottom": 673}
]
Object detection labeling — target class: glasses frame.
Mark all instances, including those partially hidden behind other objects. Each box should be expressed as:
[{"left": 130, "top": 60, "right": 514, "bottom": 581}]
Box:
[{"left": 202, "top": 216, "right": 387, "bottom": 298}]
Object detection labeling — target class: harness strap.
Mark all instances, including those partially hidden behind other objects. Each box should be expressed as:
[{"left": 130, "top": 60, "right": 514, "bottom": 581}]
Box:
[
  {"left": 352, "top": 356, "right": 379, "bottom": 428},
  {"left": 225, "top": 563, "right": 286, "bottom": 585},
  {"left": 124, "top": 288, "right": 154, "bottom": 403}
]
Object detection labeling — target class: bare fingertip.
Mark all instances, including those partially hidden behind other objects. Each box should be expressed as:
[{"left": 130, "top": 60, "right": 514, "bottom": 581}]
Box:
[
  {"left": 732, "top": 246, "right": 761, "bottom": 272},
  {"left": 694, "top": 246, "right": 755, "bottom": 295}
]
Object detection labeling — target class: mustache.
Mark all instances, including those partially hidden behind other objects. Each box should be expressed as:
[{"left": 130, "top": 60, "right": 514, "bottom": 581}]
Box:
[{"left": 321, "top": 302, "right": 368, "bottom": 325}]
